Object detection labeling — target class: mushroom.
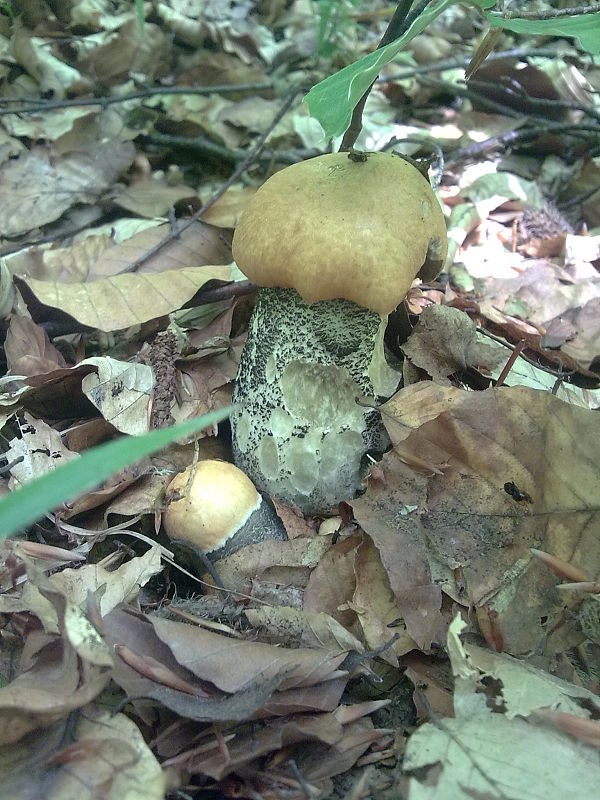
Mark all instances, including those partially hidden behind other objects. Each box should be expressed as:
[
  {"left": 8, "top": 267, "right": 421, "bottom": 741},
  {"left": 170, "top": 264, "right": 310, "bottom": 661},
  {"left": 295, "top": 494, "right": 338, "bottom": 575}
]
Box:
[
  {"left": 230, "top": 151, "right": 447, "bottom": 514},
  {"left": 163, "top": 459, "right": 286, "bottom": 563}
]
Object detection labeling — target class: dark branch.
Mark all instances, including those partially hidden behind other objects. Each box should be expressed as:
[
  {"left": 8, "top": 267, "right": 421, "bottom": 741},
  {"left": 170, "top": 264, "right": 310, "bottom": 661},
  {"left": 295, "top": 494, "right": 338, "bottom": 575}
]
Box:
[
  {"left": 0, "top": 82, "right": 274, "bottom": 117},
  {"left": 340, "top": 0, "right": 418, "bottom": 151}
]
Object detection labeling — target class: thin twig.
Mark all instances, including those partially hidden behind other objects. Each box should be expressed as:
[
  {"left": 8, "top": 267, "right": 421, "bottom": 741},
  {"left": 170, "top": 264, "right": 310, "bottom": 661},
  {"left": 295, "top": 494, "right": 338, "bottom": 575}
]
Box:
[
  {"left": 423, "top": 76, "right": 600, "bottom": 130},
  {"left": 496, "top": 340, "right": 526, "bottom": 387},
  {"left": 0, "top": 82, "right": 274, "bottom": 117},
  {"left": 143, "top": 131, "right": 320, "bottom": 168},
  {"left": 128, "top": 89, "right": 299, "bottom": 272},
  {"left": 380, "top": 47, "right": 576, "bottom": 83},
  {"left": 287, "top": 760, "right": 315, "bottom": 800},
  {"left": 0, "top": 456, "right": 24, "bottom": 476},
  {"left": 466, "top": 77, "right": 599, "bottom": 122}
]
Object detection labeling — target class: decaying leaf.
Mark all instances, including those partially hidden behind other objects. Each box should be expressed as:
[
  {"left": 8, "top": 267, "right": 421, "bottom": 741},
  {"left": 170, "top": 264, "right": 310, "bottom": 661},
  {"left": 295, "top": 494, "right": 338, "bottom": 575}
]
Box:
[
  {"left": 402, "top": 304, "right": 505, "bottom": 383},
  {"left": 404, "top": 617, "right": 600, "bottom": 798},
  {"left": 81, "top": 357, "right": 154, "bottom": 435},
  {"left": 0, "top": 707, "right": 167, "bottom": 800},
  {"left": 0, "top": 143, "right": 134, "bottom": 237},
  {"left": 360, "top": 384, "right": 600, "bottom": 656}
]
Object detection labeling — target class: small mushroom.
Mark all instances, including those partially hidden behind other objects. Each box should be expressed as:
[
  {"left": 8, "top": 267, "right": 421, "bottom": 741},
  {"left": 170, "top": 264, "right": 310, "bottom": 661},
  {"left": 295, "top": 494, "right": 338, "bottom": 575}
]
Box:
[
  {"left": 163, "top": 460, "right": 286, "bottom": 563},
  {"left": 231, "top": 151, "right": 447, "bottom": 514}
]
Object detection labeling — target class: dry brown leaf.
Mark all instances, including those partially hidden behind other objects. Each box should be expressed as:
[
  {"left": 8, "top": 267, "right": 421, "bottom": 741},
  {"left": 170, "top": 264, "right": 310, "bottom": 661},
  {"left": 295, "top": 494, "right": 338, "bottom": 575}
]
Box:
[
  {"left": 271, "top": 499, "right": 318, "bottom": 540},
  {"left": 303, "top": 532, "right": 363, "bottom": 631},
  {"left": 403, "top": 651, "right": 455, "bottom": 721},
  {"left": 77, "top": 20, "right": 170, "bottom": 83},
  {"left": 104, "top": 607, "right": 281, "bottom": 723},
  {"left": 0, "top": 610, "right": 110, "bottom": 744},
  {"left": 10, "top": 20, "right": 87, "bottom": 98},
  {"left": 0, "top": 548, "right": 163, "bottom": 634},
  {"left": 103, "top": 472, "right": 171, "bottom": 518},
  {"left": 4, "top": 316, "right": 68, "bottom": 377},
  {"left": 352, "top": 453, "right": 444, "bottom": 652},
  {"left": 303, "top": 720, "right": 387, "bottom": 785},
  {"left": 150, "top": 615, "right": 348, "bottom": 692},
  {"left": 352, "top": 537, "right": 418, "bottom": 666},
  {"left": 199, "top": 184, "right": 257, "bottom": 227},
  {"left": 6, "top": 234, "right": 113, "bottom": 283},
  {"left": 17, "top": 265, "right": 230, "bottom": 332},
  {"left": 81, "top": 357, "right": 154, "bottom": 435},
  {"left": 371, "top": 384, "right": 600, "bottom": 655},
  {"left": 402, "top": 304, "right": 505, "bottom": 384},
  {"left": 0, "top": 143, "right": 134, "bottom": 237},
  {"left": 7, "top": 415, "right": 79, "bottom": 489},
  {"left": 111, "top": 177, "right": 198, "bottom": 218},
  {"left": 103, "top": 606, "right": 349, "bottom": 726},
  {"left": 179, "top": 49, "right": 269, "bottom": 93},
  {"left": 381, "top": 382, "right": 462, "bottom": 448},
  {"left": 207, "top": 535, "right": 331, "bottom": 595},
  {"left": 183, "top": 712, "right": 344, "bottom": 780},
  {"left": 0, "top": 708, "right": 167, "bottom": 800},
  {"left": 245, "top": 605, "right": 365, "bottom": 652},
  {"left": 261, "top": 677, "right": 349, "bottom": 717},
  {"left": 87, "top": 221, "right": 232, "bottom": 279},
  {"left": 174, "top": 348, "right": 239, "bottom": 424}
]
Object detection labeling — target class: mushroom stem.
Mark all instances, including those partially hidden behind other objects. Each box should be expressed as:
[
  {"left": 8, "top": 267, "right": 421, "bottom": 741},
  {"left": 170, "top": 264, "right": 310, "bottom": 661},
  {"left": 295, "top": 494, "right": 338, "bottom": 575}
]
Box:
[{"left": 231, "top": 288, "right": 400, "bottom": 514}]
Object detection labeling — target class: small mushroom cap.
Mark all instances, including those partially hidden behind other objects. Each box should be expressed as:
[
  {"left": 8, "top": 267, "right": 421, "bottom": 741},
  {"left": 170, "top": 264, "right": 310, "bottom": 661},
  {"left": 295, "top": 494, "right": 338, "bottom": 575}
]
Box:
[
  {"left": 163, "top": 460, "right": 261, "bottom": 553},
  {"left": 232, "top": 152, "right": 447, "bottom": 316}
]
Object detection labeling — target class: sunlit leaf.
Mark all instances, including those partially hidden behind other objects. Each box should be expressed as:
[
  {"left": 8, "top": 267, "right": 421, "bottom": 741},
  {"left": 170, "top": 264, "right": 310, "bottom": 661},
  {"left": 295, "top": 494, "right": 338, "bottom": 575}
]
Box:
[
  {"left": 304, "top": 0, "right": 459, "bottom": 139},
  {"left": 485, "top": 11, "right": 600, "bottom": 54}
]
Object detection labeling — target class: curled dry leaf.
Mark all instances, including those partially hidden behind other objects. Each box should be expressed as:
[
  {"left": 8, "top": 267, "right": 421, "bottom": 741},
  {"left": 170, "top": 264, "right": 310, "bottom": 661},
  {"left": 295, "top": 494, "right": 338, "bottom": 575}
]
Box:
[
  {"left": 4, "top": 316, "right": 67, "bottom": 378},
  {"left": 0, "top": 596, "right": 111, "bottom": 745}
]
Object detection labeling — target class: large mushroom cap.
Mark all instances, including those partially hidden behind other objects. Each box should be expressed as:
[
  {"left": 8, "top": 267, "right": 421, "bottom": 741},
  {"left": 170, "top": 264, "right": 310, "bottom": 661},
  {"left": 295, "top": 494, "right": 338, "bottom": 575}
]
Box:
[{"left": 232, "top": 151, "right": 447, "bottom": 316}]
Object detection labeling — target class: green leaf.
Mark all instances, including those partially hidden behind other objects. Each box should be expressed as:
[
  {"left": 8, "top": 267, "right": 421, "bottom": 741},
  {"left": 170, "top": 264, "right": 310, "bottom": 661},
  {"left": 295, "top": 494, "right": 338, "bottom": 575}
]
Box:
[
  {"left": 0, "top": 406, "right": 234, "bottom": 540},
  {"left": 304, "top": 0, "right": 460, "bottom": 139},
  {"left": 485, "top": 11, "right": 600, "bottom": 55}
]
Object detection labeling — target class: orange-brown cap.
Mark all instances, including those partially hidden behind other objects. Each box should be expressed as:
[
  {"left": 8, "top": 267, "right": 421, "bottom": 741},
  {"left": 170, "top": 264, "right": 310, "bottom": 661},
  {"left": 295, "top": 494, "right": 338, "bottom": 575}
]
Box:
[
  {"left": 232, "top": 151, "right": 447, "bottom": 316},
  {"left": 163, "top": 460, "right": 261, "bottom": 553}
]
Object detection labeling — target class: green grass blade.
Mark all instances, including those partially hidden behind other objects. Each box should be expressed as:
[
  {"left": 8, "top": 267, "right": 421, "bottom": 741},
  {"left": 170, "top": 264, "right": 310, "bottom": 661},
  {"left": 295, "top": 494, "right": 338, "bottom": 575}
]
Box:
[{"left": 0, "top": 406, "right": 234, "bottom": 539}]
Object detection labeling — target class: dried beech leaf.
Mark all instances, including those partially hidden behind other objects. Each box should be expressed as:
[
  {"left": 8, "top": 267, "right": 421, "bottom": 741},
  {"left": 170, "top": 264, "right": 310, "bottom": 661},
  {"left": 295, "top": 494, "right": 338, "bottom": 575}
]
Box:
[
  {"left": 151, "top": 615, "right": 348, "bottom": 692},
  {"left": 364, "top": 384, "right": 600, "bottom": 655},
  {"left": 17, "top": 266, "right": 230, "bottom": 332}
]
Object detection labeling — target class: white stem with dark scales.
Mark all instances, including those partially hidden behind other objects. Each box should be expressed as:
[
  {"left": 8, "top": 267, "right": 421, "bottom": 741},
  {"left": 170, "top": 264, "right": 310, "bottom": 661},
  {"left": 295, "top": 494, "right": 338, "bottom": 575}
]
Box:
[{"left": 231, "top": 288, "right": 401, "bottom": 514}]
